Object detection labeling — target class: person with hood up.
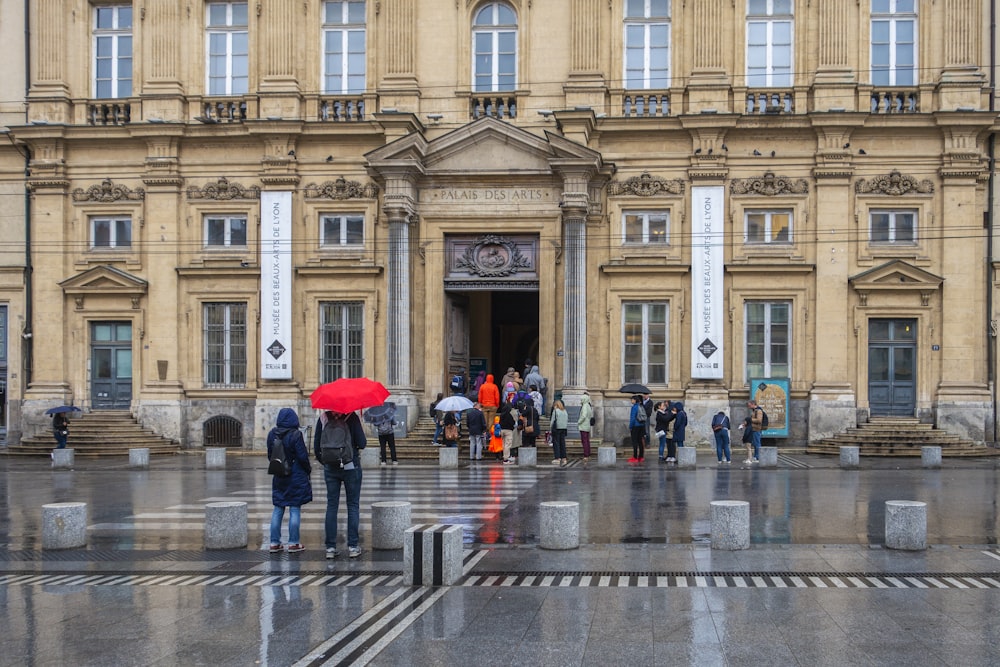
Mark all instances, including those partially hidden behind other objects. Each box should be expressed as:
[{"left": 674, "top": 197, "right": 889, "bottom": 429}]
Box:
[
  {"left": 524, "top": 364, "right": 547, "bottom": 413},
  {"left": 500, "top": 366, "right": 519, "bottom": 391},
  {"left": 672, "top": 402, "right": 688, "bottom": 450},
  {"left": 502, "top": 381, "right": 518, "bottom": 406},
  {"left": 576, "top": 392, "right": 594, "bottom": 463},
  {"left": 267, "top": 408, "right": 313, "bottom": 554},
  {"left": 478, "top": 374, "right": 501, "bottom": 427}
]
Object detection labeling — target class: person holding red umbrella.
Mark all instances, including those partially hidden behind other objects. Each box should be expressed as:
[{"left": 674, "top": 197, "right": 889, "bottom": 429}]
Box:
[{"left": 314, "top": 409, "right": 367, "bottom": 559}]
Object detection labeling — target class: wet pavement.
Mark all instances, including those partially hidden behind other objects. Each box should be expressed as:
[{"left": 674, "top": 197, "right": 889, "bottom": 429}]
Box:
[{"left": 2, "top": 450, "right": 1000, "bottom": 665}]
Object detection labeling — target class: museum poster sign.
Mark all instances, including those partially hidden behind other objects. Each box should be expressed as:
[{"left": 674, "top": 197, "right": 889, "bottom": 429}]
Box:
[
  {"left": 749, "top": 378, "right": 789, "bottom": 438},
  {"left": 691, "top": 185, "right": 724, "bottom": 379},
  {"left": 261, "top": 191, "right": 292, "bottom": 379}
]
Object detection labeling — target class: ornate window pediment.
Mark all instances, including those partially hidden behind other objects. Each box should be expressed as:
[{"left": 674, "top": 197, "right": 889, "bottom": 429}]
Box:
[
  {"left": 730, "top": 172, "right": 808, "bottom": 196},
  {"left": 849, "top": 259, "right": 943, "bottom": 306},
  {"left": 855, "top": 170, "right": 934, "bottom": 196},
  {"left": 72, "top": 178, "right": 145, "bottom": 203},
  {"left": 608, "top": 172, "right": 685, "bottom": 197},
  {"left": 187, "top": 177, "right": 260, "bottom": 200},
  {"left": 59, "top": 265, "right": 149, "bottom": 310},
  {"left": 304, "top": 177, "right": 379, "bottom": 200}
]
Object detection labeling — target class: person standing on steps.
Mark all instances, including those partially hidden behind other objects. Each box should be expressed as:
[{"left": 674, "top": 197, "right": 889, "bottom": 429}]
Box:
[
  {"left": 52, "top": 412, "right": 70, "bottom": 450},
  {"left": 467, "top": 402, "right": 487, "bottom": 461},
  {"left": 477, "top": 374, "right": 500, "bottom": 429},
  {"left": 429, "top": 392, "right": 444, "bottom": 445}
]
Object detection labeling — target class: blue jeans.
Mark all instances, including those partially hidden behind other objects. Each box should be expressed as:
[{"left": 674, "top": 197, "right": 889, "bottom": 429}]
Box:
[
  {"left": 324, "top": 462, "right": 363, "bottom": 549},
  {"left": 53, "top": 430, "right": 67, "bottom": 449},
  {"left": 433, "top": 422, "right": 442, "bottom": 443},
  {"left": 751, "top": 431, "right": 762, "bottom": 459},
  {"left": 658, "top": 433, "right": 667, "bottom": 458},
  {"left": 714, "top": 429, "right": 731, "bottom": 462},
  {"left": 269, "top": 505, "right": 301, "bottom": 545}
]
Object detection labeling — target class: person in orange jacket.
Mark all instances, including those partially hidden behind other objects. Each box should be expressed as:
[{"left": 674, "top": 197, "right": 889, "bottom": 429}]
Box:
[{"left": 478, "top": 373, "right": 500, "bottom": 427}]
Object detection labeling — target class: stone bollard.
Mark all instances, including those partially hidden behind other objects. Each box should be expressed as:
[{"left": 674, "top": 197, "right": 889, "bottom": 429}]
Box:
[
  {"left": 518, "top": 446, "right": 537, "bottom": 467},
  {"left": 759, "top": 446, "right": 778, "bottom": 468},
  {"left": 360, "top": 446, "right": 379, "bottom": 468},
  {"left": 676, "top": 447, "right": 697, "bottom": 469},
  {"left": 204, "top": 501, "right": 248, "bottom": 549},
  {"left": 540, "top": 501, "right": 580, "bottom": 550},
  {"left": 839, "top": 446, "right": 860, "bottom": 469},
  {"left": 129, "top": 448, "right": 150, "bottom": 469},
  {"left": 371, "top": 501, "right": 411, "bottom": 550},
  {"left": 597, "top": 446, "right": 616, "bottom": 468},
  {"left": 404, "top": 524, "right": 463, "bottom": 586},
  {"left": 710, "top": 500, "right": 750, "bottom": 551},
  {"left": 921, "top": 446, "right": 942, "bottom": 469},
  {"left": 52, "top": 449, "right": 75, "bottom": 470},
  {"left": 438, "top": 447, "right": 459, "bottom": 469},
  {"left": 885, "top": 500, "right": 927, "bottom": 551},
  {"left": 205, "top": 447, "right": 227, "bottom": 470},
  {"left": 42, "top": 502, "right": 87, "bottom": 549}
]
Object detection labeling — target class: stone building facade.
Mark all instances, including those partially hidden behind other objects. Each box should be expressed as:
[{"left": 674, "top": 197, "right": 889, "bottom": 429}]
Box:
[{"left": 6, "top": 0, "right": 999, "bottom": 448}]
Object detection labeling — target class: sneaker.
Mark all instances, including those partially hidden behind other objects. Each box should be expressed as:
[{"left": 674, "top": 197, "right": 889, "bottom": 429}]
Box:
[
  {"left": 380, "top": 461, "right": 387, "bottom": 466},
  {"left": 638, "top": 457, "right": 644, "bottom": 463},
  {"left": 326, "top": 548, "right": 339, "bottom": 559},
  {"left": 348, "top": 546, "right": 362, "bottom": 559},
  {"left": 268, "top": 543, "right": 283, "bottom": 553},
  {"left": 628, "top": 457, "right": 638, "bottom": 464},
  {"left": 503, "top": 458, "right": 514, "bottom": 465},
  {"left": 752, "top": 458, "right": 759, "bottom": 463},
  {"left": 286, "top": 543, "right": 305, "bottom": 554},
  {"left": 392, "top": 461, "right": 399, "bottom": 466},
  {"left": 552, "top": 460, "right": 560, "bottom": 466},
  {"left": 744, "top": 459, "right": 753, "bottom": 464}
]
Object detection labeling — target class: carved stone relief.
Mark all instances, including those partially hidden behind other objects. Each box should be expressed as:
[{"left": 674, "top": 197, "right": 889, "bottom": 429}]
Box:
[
  {"left": 304, "top": 176, "right": 380, "bottom": 200},
  {"left": 71, "top": 178, "right": 145, "bottom": 203},
  {"left": 187, "top": 176, "right": 261, "bottom": 200},
  {"left": 855, "top": 170, "right": 934, "bottom": 195},
  {"left": 607, "top": 172, "right": 685, "bottom": 197},
  {"left": 730, "top": 171, "right": 809, "bottom": 196}
]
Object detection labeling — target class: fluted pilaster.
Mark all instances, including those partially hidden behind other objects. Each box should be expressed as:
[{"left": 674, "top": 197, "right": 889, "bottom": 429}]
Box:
[
  {"left": 35, "top": 0, "right": 65, "bottom": 84},
  {"left": 562, "top": 211, "right": 587, "bottom": 388},
  {"left": 943, "top": 0, "right": 977, "bottom": 66},
  {"left": 384, "top": 0, "right": 415, "bottom": 76},
  {"left": 261, "top": 1, "right": 296, "bottom": 79},
  {"left": 692, "top": 0, "right": 726, "bottom": 69},
  {"left": 147, "top": 2, "right": 180, "bottom": 80},
  {"left": 570, "top": 0, "right": 601, "bottom": 73},
  {"left": 386, "top": 210, "right": 412, "bottom": 387},
  {"left": 817, "top": 0, "right": 849, "bottom": 68}
]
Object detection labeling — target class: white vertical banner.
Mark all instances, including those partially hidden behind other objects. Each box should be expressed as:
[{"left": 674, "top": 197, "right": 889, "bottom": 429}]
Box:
[
  {"left": 691, "top": 185, "right": 725, "bottom": 379},
  {"left": 261, "top": 191, "right": 293, "bottom": 379}
]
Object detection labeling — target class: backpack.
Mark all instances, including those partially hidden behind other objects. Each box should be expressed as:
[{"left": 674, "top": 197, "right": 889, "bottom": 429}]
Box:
[
  {"left": 320, "top": 417, "right": 355, "bottom": 468},
  {"left": 635, "top": 405, "right": 646, "bottom": 423},
  {"left": 267, "top": 434, "right": 292, "bottom": 477},
  {"left": 444, "top": 422, "right": 459, "bottom": 441},
  {"left": 759, "top": 408, "right": 769, "bottom": 430},
  {"left": 493, "top": 422, "right": 502, "bottom": 438}
]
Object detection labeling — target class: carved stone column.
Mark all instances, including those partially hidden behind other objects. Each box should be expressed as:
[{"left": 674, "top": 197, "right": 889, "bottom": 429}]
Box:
[{"left": 561, "top": 204, "right": 587, "bottom": 389}]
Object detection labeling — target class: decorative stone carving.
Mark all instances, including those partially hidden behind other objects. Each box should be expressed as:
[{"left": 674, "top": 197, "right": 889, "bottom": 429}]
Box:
[
  {"left": 71, "top": 178, "right": 145, "bottom": 203},
  {"left": 187, "top": 176, "right": 260, "bottom": 200},
  {"left": 456, "top": 235, "right": 530, "bottom": 277},
  {"left": 607, "top": 172, "right": 685, "bottom": 197},
  {"left": 730, "top": 171, "right": 809, "bottom": 196},
  {"left": 855, "top": 170, "right": 934, "bottom": 195},
  {"left": 304, "top": 176, "right": 380, "bottom": 200}
]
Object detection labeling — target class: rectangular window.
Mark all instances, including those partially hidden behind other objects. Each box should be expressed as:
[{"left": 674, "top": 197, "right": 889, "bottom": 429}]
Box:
[
  {"left": 623, "top": 211, "right": 669, "bottom": 245},
  {"left": 871, "top": 0, "right": 915, "bottom": 86},
  {"left": 746, "top": 0, "right": 793, "bottom": 88},
  {"left": 624, "top": 0, "right": 671, "bottom": 89},
  {"left": 320, "top": 301, "right": 364, "bottom": 382},
  {"left": 205, "top": 215, "right": 248, "bottom": 247},
  {"left": 744, "top": 210, "right": 791, "bottom": 244},
  {"left": 94, "top": 5, "right": 133, "bottom": 98},
  {"left": 746, "top": 301, "right": 790, "bottom": 379},
  {"left": 206, "top": 2, "right": 249, "bottom": 95},
  {"left": 623, "top": 302, "right": 668, "bottom": 385},
  {"left": 204, "top": 302, "right": 247, "bottom": 387},
  {"left": 323, "top": 1, "right": 367, "bottom": 94},
  {"left": 869, "top": 210, "right": 916, "bottom": 244},
  {"left": 321, "top": 214, "right": 364, "bottom": 246},
  {"left": 91, "top": 217, "right": 132, "bottom": 248}
]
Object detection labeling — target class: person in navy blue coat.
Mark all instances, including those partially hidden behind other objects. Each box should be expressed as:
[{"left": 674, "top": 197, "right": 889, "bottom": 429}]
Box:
[
  {"left": 672, "top": 402, "right": 688, "bottom": 448},
  {"left": 267, "top": 408, "right": 312, "bottom": 553}
]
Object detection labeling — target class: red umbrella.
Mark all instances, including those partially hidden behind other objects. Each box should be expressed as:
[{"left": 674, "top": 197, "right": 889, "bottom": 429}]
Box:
[{"left": 310, "top": 378, "right": 390, "bottom": 414}]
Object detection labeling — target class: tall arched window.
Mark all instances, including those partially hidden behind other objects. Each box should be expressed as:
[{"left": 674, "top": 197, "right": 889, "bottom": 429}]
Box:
[{"left": 473, "top": 3, "right": 517, "bottom": 92}]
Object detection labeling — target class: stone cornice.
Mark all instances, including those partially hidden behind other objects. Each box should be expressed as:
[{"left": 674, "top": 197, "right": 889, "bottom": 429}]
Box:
[
  {"left": 26, "top": 179, "right": 70, "bottom": 191},
  {"left": 855, "top": 170, "right": 934, "bottom": 195},
  {"left": 259, "top": 175, "right": 301, "bottom": 187},
  {"left": 141, "top": 176, "right": 184, "bottom": 188}
]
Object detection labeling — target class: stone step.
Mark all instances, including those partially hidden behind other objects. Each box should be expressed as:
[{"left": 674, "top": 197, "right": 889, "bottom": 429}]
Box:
[{"left": 16, "top": 410, "right": 180, "bottom": 457}]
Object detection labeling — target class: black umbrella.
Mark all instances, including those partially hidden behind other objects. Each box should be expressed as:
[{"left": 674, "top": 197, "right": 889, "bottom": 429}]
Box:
[
  {"left": 44, "top": 405, "right": 82, "bottom": 416},
  {"left": 363, "top": 402, "right": 396, "bottom": 424},
  {"left": 618, "top": 383, "right": 651, "bottom": 395}
]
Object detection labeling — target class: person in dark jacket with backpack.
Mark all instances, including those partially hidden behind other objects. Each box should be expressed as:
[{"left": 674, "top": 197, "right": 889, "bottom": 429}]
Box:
[
  {"left": 267, "top": 408, "right": 312, "bottom": 554},
  {"left": 671, "top": 402, "right": 688, "bottom": 450},
  {"left": 314, "top": 410, "right": 367, "bottom": 559}
]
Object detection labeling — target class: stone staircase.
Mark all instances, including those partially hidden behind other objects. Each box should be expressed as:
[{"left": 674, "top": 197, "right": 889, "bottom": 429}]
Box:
[
  {"left": 807, "top": 416, "right": 995, "bottom": 457},
  {"left": 389, "top": 414, "right": 601, "bottom": 461},
  {"left": 8, "top": 411, "right": 181, "bottom": 457}
]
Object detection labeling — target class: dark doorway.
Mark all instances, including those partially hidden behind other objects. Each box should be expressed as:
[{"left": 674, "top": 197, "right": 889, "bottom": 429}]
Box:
[
  {"left": 490, "top": 291, "right": 539, "bottom": 379},
  {"left": 868, "top": 318, "right": 916, "bottom": 416}
]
